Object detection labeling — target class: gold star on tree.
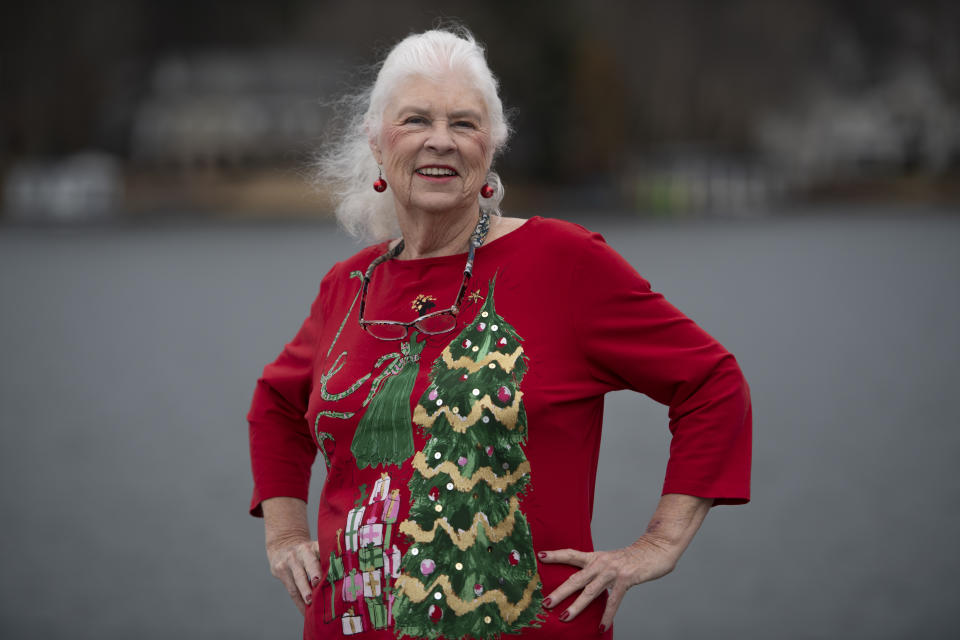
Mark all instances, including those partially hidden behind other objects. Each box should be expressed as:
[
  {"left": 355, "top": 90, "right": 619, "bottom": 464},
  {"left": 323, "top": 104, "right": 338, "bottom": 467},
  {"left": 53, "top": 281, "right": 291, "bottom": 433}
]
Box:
[{"left": 466, "top": 289, "right": 484, "bottom": 305}]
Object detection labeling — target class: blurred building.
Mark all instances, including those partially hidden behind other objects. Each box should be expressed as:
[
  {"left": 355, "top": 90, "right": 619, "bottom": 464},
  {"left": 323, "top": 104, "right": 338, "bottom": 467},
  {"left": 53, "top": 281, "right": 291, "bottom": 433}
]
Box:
[
  {"left": 2, "top": 0, "right": 958, "bottom": 222},
  {"left": 130, "top": 49, "right": 334, "bottom": 168}
]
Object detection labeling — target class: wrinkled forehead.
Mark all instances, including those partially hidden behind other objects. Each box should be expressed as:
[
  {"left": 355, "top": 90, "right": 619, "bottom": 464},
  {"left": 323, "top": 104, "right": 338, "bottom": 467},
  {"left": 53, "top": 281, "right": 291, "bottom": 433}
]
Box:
[{"left": 383, "top": 73, "right": 491, "bottom": 121}]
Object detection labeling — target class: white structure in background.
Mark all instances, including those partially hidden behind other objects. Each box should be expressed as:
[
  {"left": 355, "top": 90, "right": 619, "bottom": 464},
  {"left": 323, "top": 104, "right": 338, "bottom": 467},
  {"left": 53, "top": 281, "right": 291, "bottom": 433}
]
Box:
[
  {"left": 4, "top": 152, "right": 122, "bottom": 221},
  {"left": 131, "top": 49, "right": 337, "bottom": 167},
  {"left": 755, "top": 62, "right": 960, "bottom": 189},
  {"left": 624, "top": 148, "right": 785, "bottom": 217}
]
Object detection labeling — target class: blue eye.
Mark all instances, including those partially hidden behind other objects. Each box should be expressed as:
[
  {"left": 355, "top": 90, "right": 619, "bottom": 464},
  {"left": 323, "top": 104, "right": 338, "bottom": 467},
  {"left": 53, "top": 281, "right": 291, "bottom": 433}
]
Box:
[
  {"left": 405, "top": 116, "right": 427, "bottom": 125},
  {"left": 454, "top": 121, "right": 477, "bottom": 129}
]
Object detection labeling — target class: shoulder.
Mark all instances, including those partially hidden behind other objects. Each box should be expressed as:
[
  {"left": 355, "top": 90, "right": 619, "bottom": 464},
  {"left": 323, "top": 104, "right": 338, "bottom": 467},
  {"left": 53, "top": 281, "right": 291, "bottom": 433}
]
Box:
[
  {"left": 311, "top": 242, "right": 389, "bottom": 313},
  {"left": 322, "top": 242, "right": 390, "bottom": 283},
  {"left": 521, "top": 216, "right": 648, "bottom": 285},
  {"left": 512, "top": 216, "right": 611, "bottom": 254}
]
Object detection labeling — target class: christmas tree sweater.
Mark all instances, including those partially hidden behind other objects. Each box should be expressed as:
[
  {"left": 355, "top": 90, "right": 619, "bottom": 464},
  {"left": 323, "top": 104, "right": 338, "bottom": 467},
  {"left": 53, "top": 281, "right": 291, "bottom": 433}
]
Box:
[{"left": 248, "top": 216, "right": 752, "bottom": 640}]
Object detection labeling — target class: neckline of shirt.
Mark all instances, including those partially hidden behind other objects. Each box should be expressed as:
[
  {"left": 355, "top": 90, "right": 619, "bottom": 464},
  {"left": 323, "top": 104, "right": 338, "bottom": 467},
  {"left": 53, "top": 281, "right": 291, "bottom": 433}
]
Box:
[{"left": 378, "top": 216, "right": 541, "bottom": 269}]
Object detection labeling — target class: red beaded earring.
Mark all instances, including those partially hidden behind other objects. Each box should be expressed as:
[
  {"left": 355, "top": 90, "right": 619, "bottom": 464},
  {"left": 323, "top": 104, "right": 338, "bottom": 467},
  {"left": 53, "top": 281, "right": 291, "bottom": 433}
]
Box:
[
  {"left": 480, "top": 183, "right": 494, "bottom": 198},
  {"left": 373, "top": 167, "right": 387, "bottom": 193}
]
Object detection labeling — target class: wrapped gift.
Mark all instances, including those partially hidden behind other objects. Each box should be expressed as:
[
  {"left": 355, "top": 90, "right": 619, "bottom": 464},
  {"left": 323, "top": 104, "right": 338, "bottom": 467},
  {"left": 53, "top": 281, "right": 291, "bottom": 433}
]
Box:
[
  {"left": 362, "top": 569, "right": 382, "bottom": 598},
  {"left": 324, "top": 551, "right": 344, "bottom": 621},
  {"left": 325, "top": 551, "right": 344, "bottom": 582},
  {"left": 359, "top": 545, "right": 384, "bottom": 571},
  {"left": 345, "top": 505, "right": 366, "bottom": 552},
  {"left": 383, "top": 544, "right": 401, "bottom": 578},
  {"left": 382, "top": 488, "right": 401, "bottom": 524},
  {"left": 358, "top": 523, "right": 383, "bottom": 548},
  {"left": 341, "top": 608, "right": 363, "bottom": 635},
  {"left": 364, "top": 499, "right": 384, "bottom": 524},
  {"left": 369, "top": 472, "right": 391, "bottom": 503},
  {"left": 383, "top": 521, "right": 394, "bottom": 550},
  {"left": 341, "top": 568, "right": 363, "bottom": 602},
  {"left": 366, "top": 596, "right": 388, "bottom": 630}
]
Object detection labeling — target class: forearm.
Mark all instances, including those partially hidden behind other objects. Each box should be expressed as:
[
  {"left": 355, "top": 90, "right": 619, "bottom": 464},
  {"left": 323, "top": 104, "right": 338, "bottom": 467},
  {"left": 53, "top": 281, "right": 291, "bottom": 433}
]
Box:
[
  {"left": 633, "top": 493, "right": 713, "bottom": 561},
  {"left": 262, "top": 496, "right": 311, "bottom": 548}
]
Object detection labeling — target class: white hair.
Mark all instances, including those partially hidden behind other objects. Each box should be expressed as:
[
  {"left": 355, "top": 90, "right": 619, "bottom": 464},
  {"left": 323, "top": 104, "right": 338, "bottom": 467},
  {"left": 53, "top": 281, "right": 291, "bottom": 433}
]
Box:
[{"left": 315, "top": 26, "right": 510, "bottom": 242}]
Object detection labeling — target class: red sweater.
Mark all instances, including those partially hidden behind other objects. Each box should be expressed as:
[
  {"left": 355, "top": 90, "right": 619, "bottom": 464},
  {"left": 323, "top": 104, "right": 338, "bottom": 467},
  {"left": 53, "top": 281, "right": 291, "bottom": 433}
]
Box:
[{"left": 248, "top": 216, "right": 751, "bottom": 639}]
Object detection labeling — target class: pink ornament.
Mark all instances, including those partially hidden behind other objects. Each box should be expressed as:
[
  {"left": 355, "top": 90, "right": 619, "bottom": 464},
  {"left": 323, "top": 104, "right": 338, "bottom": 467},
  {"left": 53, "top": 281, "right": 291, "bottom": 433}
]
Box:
[
  {"left": 509, "top": 550, "right": 520, "bottom": 566},
  {"left": 485, "top": 445, "right": 494, "bottom": 456},
  {"left": 497, "top": 386, "right": 512, "bottom": 403},
  {"left": 476, "top": 322, "right": 486, "bottom": 331},
  {"left": 428, "top": 486, "right": 440, "bottom": 502},
  {"left": 428, "top": 388, "right": 438, "bottom": 401},
  {"left": 429, "top": 604, "right": 443, "bottom": 622},
  {"left": 457, "top": 456, "right": 468, "bottom": 467},
  {"left": 497, "top": 336, "right": 508, "bottom": 347},
  {"left": 474, "top": 583, "right": 484, "bottom": 596},
  {"left": 420, "top": 559, "right": 436, "bottom": 576}
]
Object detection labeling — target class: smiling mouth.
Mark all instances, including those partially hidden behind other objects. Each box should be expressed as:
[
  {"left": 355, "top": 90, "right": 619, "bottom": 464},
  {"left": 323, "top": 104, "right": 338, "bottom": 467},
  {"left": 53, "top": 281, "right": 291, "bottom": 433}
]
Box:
[{"left": 415, "top": 166, "right": 458, "bottom": 177}]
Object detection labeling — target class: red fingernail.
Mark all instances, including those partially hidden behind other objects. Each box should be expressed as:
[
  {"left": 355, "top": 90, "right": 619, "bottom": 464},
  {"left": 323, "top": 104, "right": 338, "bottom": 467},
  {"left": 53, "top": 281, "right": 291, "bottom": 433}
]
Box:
[
  {"left": 305, "top": 595, "right": 312, "bottom": 605},
  {"left": 559, "top": 609, "right": 570, "bottom": 621},
  {"left": 599, "top": 623, "right": 607, "bottom": 633},
  {"left": 537, "top": 551, "right": 547, "bottom": 559},
  {"left": 542, "top": 597, "right": 552, "bottom": 608},
  {"left": 311, "top": 576, "right": 321, "bottom": 586}
]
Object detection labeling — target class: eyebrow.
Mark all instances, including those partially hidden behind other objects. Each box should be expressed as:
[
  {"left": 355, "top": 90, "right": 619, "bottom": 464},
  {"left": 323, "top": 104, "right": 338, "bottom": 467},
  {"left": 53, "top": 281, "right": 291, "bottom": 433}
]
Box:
[{"left": 395, "top": 106, "right": 483, "bottom": 121}]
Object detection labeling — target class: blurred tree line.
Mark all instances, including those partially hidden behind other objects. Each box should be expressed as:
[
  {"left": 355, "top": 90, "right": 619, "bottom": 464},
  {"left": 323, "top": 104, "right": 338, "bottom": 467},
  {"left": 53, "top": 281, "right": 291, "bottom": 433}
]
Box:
[{"left": 2, "top": 0, "right": 958, "bottom": 217}]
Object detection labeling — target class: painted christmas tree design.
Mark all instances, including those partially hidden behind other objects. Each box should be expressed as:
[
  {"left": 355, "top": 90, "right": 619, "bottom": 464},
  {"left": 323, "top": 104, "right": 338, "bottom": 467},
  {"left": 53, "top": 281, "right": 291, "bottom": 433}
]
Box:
[{"left": 393, "top": 278, "right": 543, "bottom": 639}]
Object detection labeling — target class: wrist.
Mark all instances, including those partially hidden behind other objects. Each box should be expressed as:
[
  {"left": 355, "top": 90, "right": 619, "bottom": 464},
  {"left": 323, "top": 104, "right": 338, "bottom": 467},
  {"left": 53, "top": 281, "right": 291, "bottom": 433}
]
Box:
[{"left": 266, "top": 528, "right": 311, "bottom": 550}]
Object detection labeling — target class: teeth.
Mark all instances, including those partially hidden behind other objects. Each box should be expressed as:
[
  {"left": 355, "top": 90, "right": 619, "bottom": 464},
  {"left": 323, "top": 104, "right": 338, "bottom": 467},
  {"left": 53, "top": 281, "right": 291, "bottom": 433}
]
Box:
[{"left": 418, "top": 167, "right": 456, "bottom": 176}]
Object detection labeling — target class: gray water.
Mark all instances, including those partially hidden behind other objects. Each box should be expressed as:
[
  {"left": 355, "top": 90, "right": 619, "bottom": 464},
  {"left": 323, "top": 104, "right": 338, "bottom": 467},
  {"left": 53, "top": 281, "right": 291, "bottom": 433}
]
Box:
[{"left": 1, "top": 210, "right": 958, "bottom": 638}]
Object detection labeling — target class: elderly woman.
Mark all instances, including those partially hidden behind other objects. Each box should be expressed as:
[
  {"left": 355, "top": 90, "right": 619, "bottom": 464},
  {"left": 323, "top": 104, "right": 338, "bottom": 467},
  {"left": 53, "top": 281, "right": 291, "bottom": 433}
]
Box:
[{"left": 248, "top": 27, "right": 751, "bottom": 639}]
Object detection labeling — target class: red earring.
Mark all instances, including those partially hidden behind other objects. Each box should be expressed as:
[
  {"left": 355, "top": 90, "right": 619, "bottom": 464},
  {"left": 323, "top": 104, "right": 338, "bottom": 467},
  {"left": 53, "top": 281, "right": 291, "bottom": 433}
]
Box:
[
  {"left": 480, "top": 183, "right": 494, "bottom": 198},
  {"left": 373, "top": 167, "right": 387, "bottom": 193}
]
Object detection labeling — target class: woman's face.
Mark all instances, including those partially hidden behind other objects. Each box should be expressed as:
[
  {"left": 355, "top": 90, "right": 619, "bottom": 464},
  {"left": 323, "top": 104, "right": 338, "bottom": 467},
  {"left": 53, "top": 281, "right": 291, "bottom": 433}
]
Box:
[{"left": 372, "top": 73, "right": 493, "bottom": 219}]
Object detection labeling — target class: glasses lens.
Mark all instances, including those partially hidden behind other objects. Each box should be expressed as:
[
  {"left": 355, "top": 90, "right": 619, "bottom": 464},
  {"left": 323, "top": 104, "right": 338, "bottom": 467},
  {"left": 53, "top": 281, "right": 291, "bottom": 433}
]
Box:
[
  {"left": 365, "top": 322, "right": 408, "bottom": 340},
  {"left": 418, "top": 312, "right": 458, "bottom": 335}
]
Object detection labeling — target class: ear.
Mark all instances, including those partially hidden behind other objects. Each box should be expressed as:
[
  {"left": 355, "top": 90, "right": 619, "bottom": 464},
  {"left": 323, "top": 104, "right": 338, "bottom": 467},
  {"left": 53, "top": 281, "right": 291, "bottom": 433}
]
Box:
[{"left": 367, "top": 130, "right": 382, "bottom": 165}]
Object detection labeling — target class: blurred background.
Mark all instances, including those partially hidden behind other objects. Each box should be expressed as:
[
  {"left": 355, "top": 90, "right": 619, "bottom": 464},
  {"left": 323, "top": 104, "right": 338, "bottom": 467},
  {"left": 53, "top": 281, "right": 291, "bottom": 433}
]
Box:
[{"left": 1, "top": 1, "right": 958, "bottom": 638}]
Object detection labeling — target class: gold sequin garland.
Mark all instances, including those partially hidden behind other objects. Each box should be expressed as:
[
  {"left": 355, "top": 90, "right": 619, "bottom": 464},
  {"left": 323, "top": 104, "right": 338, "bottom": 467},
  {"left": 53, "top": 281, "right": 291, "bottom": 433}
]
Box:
[
  {"left": 394, "top": 572, "right": 541, "bottom": 623},
  {"left": 411, "top": 451, "right": 531, "bottom": 492},
  {"left": 440, "top": 344, "right": 524, "bottom": 374},
  {"left": 399, "top": 497, "right": 519, "bottom": 551},
  {"left": 413, "top": 391, "right": 524, "bottom": 434}
]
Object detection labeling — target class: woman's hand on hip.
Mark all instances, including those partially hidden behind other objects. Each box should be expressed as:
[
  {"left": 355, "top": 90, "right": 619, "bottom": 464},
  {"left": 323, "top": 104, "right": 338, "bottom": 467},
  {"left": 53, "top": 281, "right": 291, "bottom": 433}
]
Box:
[
  {"left": 262, "top": 497, "right": 321, "bottom": 616},
  {"left": 538, "top": 494, "right": 713, "bottom": 632},
  {"left": 538, "top": 536, "right": 680, "bottom": 631},
  {"left": 266, "top": 534, "right": 322, "bottom": 616}
]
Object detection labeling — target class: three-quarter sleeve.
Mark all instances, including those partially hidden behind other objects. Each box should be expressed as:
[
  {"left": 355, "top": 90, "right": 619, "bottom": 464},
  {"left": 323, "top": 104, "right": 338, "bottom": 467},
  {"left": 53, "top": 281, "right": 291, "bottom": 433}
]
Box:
[
  {"left": 571, "top": 230, "right": 752, "bottom": 505},
  {"left": 247, "top": 284, "right": 324, "bottom": 517}
]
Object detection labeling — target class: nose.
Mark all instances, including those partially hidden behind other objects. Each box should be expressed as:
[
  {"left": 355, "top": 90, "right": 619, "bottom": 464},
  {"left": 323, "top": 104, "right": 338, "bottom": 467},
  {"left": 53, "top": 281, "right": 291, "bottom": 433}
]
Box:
[{"left": 424, "top": 121, "right": 455, "bottom": 154}]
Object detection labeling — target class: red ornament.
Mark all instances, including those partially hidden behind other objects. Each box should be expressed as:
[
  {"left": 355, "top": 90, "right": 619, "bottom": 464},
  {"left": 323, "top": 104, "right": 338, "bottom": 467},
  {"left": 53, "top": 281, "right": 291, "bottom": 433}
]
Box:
[
  {"left": 474, "top": 583, "right": 484, "bottom": 596},
  {"left": 428, "top": 486, "right": 440, "bottom": 502},
  {"left": 480, "top": 183, "right": 494, "bottom": 198},
  {"left": 509, "top": 550, "right": 520, "bottom": 566},
  {"left": 462, "top": 338, "right": 472, "bottom": 348},
  {"left": 485, "top": 445, "right": 494, "bottom": 456},
  {"left": 497, "top": 386, "right": 512, "bottom": 403},
  {"left": 429, "top": 604, "right": 443, "bottom": 622},
  {"left": 373, "top": 167, "right": 388, "bottom": 192},
  {"left": 461, "top": 374, "right": 468, "bottom": 381},
  {"left": 497, "top": 336, "right": 508, "bottom": 347}
]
